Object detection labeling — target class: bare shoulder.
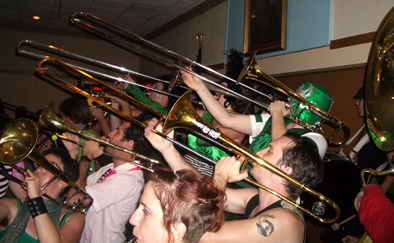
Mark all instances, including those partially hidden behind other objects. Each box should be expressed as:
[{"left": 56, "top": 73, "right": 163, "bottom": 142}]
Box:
[
  {"left": 253, "top": 208, "right": 304, "bottom": 242},
  {"left": 201, "top": 207, "right": 304, "bottom": 243},
  {"left": 61, "top": 209, "right": 85, "bottom": 224},
  {"left": 59, "top": 209, "right": 85, "bottom": 242}
]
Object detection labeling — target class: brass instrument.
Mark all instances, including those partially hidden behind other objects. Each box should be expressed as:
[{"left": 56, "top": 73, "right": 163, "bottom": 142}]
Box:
[
  {"left": 361, "top": 4, "right": 394, "bottom": 190},
  {"left": 0, "top": 118, "right": 93, "bottom": 212},
  {"left": 16, "top": 40, "right": 208, "bottom": 106},
  {"left": 34, "top": 57, "right": 340, "bottom": 223},
  {"left": 38, "top": 101, "right": 161, "bottom": 169},
  {"left": 163, "top": 90, "right": 340, "bottom": 224},
  {"left": 52, "top": 133, "right": 154, "bottom": 172},
  {"left": 238, "top": 52, "right": 350, "bottom": 147},
  {"left": 68, "top": 12, "right": 349, "bottom": 146},
  {"left": 357, "top": 6, "right": 394, "bottom": 242},
  {"left": 35, "top": 57, "right": 218, "bottom": 166}
]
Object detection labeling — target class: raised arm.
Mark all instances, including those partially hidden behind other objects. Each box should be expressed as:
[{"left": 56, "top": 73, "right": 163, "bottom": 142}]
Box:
[
  {"left": 144, "top": 118, "right": 198, "bottom": 173},
  {"left": 269, "top": 101, "right": 289, "bottom": 141},
  {"left": 25, "top": 170, "right": 85, "bottom": 243},
  {"left": 181, "top": 67, "right": 252, "bottom": 135},
  {"left": 90, "top": 108, "right": 111, "bottom": 137}
]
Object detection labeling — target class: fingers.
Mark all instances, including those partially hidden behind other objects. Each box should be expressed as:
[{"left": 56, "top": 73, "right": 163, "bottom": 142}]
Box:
[
  {"left": 215, "top": 156, "right": 248, "bottom": 183},
  {"left": 268, "top": 100, "right": 289, "bottom": 117},
  {"left": 25, "top": 169, "right": 42, "bottom": 198},
  {"left": 354, "top": 191, "right": 364, "bottom": 212},
  {"left": 83, "top": 140, "right": 103, "bottom": 159}
]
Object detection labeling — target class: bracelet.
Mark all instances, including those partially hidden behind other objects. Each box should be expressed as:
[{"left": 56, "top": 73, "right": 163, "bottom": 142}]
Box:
[
  {"left": 80, "top": 155, "right": 91, "bottom": 163},
  {"left": 27, "top": 197, "right": 48, "bottom": 218}
]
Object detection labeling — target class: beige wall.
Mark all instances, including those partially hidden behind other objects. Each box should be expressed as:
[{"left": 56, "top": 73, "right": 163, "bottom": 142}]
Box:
[
  {"left": 139, "top": 2, "right": 228, "bottom": 78},
  {"left": 0, "top": 28, "right": 140, "bottom": 116}
]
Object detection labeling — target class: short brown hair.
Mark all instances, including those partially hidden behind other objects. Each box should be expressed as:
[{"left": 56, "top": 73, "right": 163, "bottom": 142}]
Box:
[{"left": 148, "top": 168, "right": 225, "bottom": 243}]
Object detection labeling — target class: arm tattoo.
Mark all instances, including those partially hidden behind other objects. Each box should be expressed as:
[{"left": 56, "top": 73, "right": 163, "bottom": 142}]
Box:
[{"left": 256, "top": 214, "right": 276, "bottom": 237}]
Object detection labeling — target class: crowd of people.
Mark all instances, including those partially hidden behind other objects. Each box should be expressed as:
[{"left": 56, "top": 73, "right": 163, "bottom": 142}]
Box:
[{"left": 0, "top": 48, "right": 392, "bottom": 243}]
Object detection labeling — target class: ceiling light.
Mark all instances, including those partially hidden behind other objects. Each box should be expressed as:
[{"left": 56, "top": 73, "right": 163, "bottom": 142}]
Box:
[{"left": 32, "top": 16, "right": 40, "bottom": 20}]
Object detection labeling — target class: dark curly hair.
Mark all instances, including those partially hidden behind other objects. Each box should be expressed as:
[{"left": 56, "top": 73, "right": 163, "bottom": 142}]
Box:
[
  {"left": 277, "top": 132, "right": 324, "bottom": 199},
  {"left": 149, "top": 168, "right": 225, "bottom": 243},
  {"left": 121, "top": 123, "right": 152, "bottom": 157}
]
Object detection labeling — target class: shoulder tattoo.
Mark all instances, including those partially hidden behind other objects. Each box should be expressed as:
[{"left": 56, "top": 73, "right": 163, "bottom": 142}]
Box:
[{"left": 256, "top": 214, "right": 276, "bottom": 237}]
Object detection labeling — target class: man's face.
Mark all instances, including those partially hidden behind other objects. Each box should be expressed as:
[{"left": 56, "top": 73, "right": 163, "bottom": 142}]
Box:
[
  {"left": 251, "top": 136, "right": 294, "bottom": 181},
  {"left": 355, "top": 98, "right": 364, "bottom": 118},
  {"left": 106, "top": 122, "right": 131, "bottom": 154}
]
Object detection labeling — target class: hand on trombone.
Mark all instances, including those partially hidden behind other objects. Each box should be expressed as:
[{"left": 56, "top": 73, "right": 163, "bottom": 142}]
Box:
[
  {"left": 214, "top": 156, "right": 248, "bottom": 187},
  {"left": 268, "top": 100, "right": 289, "bottom": 117},
  {"left": 24, "top": 170, "right": 44, "bottom": 199},
  {"left": 181, "top": 66, "right": 205, "bottom": 92},
  {"left": 83, "top": 140, "right": 104, "bottom": 161},
  {"left": 144, "top": 118, "right": 174, "bottom": 155}
]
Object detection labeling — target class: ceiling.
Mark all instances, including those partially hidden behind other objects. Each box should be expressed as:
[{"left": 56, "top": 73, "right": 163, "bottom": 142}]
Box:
[{"left": 0, "top": 0, "right": 210, "bottom": 38}]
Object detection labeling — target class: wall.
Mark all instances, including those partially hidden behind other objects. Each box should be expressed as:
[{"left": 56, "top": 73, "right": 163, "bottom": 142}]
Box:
[
  {"left": 0, "top": 28, "right": 141, "bottom": 117},
  {"left": 139, "top": 2, "right": 228, "bottom": 79},
  {"left": 225, "top": 0, "right": 393, "bottom": 152},
  {"left": 227, "top": 0, "right": 332, "bottom": 59}
]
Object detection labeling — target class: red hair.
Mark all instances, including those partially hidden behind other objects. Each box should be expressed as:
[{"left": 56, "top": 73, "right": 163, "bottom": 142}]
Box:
[{"left": 148, "top": 168, "right": 225, "bottom": 243}]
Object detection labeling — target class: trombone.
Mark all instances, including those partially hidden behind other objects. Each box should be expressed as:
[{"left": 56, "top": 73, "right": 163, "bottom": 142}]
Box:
[
  {"left": 35, "top": 57, "right": 340, "bottom": 224},
  {"left": 69, "top": 12, "right": 349, "bottom": 146},
  {"left": 37, "top": 102, "right": 161, "bottom": 171},
  {"left": 37, "top": 102, "right": 159, "bottom": 172},
  {"left": 0, "top": 118, "right": 93, "bottom": 212},
  {"left": 238, "top": 52, "right": 350, "bottom": 147},
  {"left": 17, "top": 40, "right": 233, "bottom": 106},
  {"left": 35, "top": 57, "right": 218, "bottom": 166}
]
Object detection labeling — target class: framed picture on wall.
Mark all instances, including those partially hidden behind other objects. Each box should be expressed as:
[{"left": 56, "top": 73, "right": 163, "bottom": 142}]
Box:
[{"left": 243, "top": 0, "right": 287, "bottom": 55}]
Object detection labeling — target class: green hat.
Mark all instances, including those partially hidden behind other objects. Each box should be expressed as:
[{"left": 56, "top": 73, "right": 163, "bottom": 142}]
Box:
[{"left": 288, "top": 82, "right": 333, "bottom": 126}]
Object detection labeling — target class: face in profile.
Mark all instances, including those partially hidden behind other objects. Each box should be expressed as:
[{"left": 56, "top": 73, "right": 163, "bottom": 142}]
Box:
[
  {"left": 355, "top": 98, "right": 364, "bottom": 117},
  {"left": 129, "top": 181, "right": 169, "bottom": 243}
]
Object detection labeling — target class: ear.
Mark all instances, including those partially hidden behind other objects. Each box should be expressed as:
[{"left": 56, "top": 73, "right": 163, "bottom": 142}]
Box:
[
  {"left": 124, "top": 139, "right": 134, "bottom": 150},
  {"left": 282, "top": 165, "right": 293, "bottom": 176},
  {"left": 171, "top": 222, "right": 187, "bottom": 242},
  {"left": 58, "top": 180, "right": 68, "bottom": 189}
]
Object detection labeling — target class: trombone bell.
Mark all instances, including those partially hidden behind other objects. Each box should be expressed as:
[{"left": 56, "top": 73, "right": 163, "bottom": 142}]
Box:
[
  {"left": 163, "top": 90, "right": 340, "bottom": 224},
  {"left": 0, "top": 118, "right": 38, "bottom": 164}
]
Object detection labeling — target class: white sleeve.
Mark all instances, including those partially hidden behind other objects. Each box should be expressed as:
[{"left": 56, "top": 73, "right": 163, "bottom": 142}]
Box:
[
  {"left": 249, "top": 113, "right": 271, "bottom": 144},
  {"left": 302, "top": 132, "right": 327, "bottom": 160},
  {"left": 87, "top": 173, "right": 144, "bottom": 212}
]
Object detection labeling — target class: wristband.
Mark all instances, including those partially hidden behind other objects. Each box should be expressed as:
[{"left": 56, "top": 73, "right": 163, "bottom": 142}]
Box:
[
  {"left": 27, "top": 197, "right": 48, "bottom": 218},
  {"left": 80, "top": 155, "right": 91, "bottom": 163}
]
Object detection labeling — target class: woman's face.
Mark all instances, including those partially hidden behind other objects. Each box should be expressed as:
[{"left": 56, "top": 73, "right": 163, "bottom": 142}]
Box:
[{"left": 129, "top": 181, "right": 169, "bottom": 243}]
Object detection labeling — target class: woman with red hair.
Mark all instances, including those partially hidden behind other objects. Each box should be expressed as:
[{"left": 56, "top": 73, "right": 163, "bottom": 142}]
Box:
[{"left": 129, "top": 168, "right": 225, "bottom": 243}]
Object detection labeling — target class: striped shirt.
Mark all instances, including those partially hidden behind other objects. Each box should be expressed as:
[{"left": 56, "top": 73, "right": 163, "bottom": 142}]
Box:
[{"left": 0, "top": 165, "right": 12, "bottom": 198}]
